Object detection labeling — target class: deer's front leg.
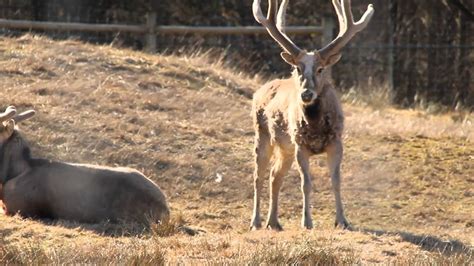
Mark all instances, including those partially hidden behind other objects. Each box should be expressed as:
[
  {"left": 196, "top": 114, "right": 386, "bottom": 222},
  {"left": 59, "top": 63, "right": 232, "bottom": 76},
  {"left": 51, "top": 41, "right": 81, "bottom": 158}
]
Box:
[
  {"left": 326, "top": 140, "right": 351, "bottom": 229},
  {"left": 295, "top": 146, "right": 313, "bottom": 229}
]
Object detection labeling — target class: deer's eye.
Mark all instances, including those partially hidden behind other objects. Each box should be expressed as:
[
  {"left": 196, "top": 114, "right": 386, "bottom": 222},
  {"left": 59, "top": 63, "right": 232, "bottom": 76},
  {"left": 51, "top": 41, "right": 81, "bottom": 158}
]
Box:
[{"left": 317, "top": 68, "right": 324, "bottom": 74}]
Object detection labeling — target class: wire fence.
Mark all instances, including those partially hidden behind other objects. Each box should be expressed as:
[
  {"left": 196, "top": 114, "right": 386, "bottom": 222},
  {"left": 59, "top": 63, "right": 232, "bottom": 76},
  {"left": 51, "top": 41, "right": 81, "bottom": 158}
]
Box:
[{"left": 0, "top": 0, "right": 472, "bottom": 108}]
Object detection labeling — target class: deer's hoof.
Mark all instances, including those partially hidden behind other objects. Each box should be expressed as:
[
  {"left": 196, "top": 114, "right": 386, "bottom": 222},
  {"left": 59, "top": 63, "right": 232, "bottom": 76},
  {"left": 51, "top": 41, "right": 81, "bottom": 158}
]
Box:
[
  {"left": 250, "top": 225, "right": 262, "bottom": 231},
  {"left": 250, "top": 216, "right": 262, "bottom": 231},
  {"left": 335, "top": 219, "right": 352, "bottom": 230},
  {"left": 302, "top": 223, "right": 313, "bottom": 230},
  {"left": 302, "top": 218, "right": 313, "bottom": 229},
  {"left": 266, "top": 222, "right": 283, "bottom": 231},
  {"left": 250, "top": 221, "right": 262, "bottom": 231}
]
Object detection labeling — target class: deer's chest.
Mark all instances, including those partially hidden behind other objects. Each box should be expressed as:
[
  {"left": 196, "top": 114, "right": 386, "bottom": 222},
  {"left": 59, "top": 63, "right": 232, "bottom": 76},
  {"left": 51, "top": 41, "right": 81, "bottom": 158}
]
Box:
[{"left": 294, "top": 103, "right": 338, "bottom": 154}]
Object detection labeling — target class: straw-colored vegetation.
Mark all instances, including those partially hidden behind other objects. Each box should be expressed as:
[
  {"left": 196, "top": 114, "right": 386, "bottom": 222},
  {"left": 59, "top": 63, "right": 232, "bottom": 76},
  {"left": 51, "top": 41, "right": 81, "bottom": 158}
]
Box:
[{"left": 0, "top": 35, "right": 472, "bottom": 264}]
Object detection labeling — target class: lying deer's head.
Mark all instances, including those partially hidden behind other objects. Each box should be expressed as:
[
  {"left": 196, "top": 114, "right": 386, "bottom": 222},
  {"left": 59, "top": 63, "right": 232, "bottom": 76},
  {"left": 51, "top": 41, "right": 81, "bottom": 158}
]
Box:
[
  {"left": 0, "top": 106, "right": 36, "bottom": 184},
  {"left": 0, "top": 106, "right": 36, "bottom": 165},
  {"left": 0, "top": 106, "right": 36, "bottom": 144},
  {"left": 253, "top": 0, "right": 374, "bottom": 105}
]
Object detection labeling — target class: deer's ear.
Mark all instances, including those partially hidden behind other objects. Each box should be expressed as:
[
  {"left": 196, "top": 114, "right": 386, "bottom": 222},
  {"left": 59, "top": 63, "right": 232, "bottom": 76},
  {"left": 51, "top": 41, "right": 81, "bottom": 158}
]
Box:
[
  {"left": 280, "top": 52, "right": 298, "bottom": 66},
  {"left": 323, "top": 53, "right": 342, "bottom": 67},
  {"left": 6, "top": 120, "right": 15, "bottom": 133},
  {"left": 0, "top": 120, "right": 15, "bottom": 142}
]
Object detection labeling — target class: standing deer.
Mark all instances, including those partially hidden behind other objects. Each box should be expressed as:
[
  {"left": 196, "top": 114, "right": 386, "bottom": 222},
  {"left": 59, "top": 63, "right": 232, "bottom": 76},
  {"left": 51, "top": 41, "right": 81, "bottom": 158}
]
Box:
[
  {"left": 250, "top": 0, "right": 374, "bottom": 230},
  {"left": 0, "top": 106, "right": 170, "bottom": 224}
]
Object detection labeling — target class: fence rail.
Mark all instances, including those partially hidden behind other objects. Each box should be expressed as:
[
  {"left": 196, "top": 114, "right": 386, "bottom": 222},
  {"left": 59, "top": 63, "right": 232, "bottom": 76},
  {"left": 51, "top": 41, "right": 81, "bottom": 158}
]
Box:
[
  {"left": 0, "top": 19, "right": 326, "bottom": 35},
  {"left": 0, "top": 19, "right": 145, "bottom": 33},
  {"left": 0, "top": 12, "right": 333, "bottom": 52}
]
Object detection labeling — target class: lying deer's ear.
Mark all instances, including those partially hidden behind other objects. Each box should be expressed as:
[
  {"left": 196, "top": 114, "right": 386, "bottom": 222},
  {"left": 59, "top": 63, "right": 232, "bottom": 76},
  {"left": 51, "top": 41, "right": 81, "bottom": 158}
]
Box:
[
  {"left": 6, "top": 120, "right": 15, "bottom": 132},
  {"left": 0, "top": 120, "right": 15, "bottom": 142},
  {"left": 323, "top": 53, "right": 342, "bottom": 67},
  {"left": 280, "top": 52, "right": 298, "bottom": 66}
]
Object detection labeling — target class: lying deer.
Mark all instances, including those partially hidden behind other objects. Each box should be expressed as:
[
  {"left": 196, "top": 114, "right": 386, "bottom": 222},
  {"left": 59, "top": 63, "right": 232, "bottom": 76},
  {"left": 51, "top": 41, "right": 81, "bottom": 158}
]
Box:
[
  {"left": 250, "top": 0, "right": 374, "bottom": 230},
  {"left": 0, "top": 106, "right": 169, "bottom": 224}
]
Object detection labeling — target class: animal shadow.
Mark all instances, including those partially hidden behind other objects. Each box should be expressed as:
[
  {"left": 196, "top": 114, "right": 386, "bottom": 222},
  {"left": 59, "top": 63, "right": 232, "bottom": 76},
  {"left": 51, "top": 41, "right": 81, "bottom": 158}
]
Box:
[
  {"left": 352, "top": 226, "right": 473, "bottom": 257},
  {"left": 39, "top": 218, "right": 154, "bottom": 237},
  {"left": 38, "top": 218, "right": 202, "bottom": 238}
]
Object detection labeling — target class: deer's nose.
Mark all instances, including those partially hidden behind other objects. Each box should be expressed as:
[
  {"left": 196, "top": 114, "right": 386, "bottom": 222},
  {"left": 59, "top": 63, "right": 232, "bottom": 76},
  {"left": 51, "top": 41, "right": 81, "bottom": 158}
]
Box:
[{"left": 301, "top": 90, "right": 314, "bottom": 103}]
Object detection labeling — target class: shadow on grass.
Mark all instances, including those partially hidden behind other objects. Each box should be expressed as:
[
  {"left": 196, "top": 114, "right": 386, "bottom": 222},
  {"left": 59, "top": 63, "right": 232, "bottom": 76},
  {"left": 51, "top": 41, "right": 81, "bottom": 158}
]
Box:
[
  {"left": 353, "top": 226, "right": 473, "bottom": 257},
  {"left": 0, "top": 228, "right": 16, "bottom": 239},
  {"left": 38, "top": 218, "right": 152, "bottom": 237},
  {"left": 37, "top": 215, "right": 202, "bottom": 238}
]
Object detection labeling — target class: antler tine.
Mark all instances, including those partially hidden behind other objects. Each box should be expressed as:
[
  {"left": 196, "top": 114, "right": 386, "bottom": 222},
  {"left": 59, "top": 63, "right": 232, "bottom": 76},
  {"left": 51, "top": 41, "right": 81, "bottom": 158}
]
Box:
[
  {"left": 0, "top": 106, "right": 17, "bottom": 123},
  {"left": 253, "top": 0, "right": 302, "bottom": 57},
  {"left": 342, "top": 0, "right": 354, "bottom": 27},
  {"left": 332, "top": 0, "right": 346, "bottom": 37},
  {"left": 13, "top": 110, "right": 36, "bottom": 124},
  {"left": 320, "top": 1, "right": 374, "bottom": 58},
  {"left": 276, "top": 0, "right": 289, "bottom": 34},
  {"left": 353, "top": 4, "right": 374, "bottom": 29}
]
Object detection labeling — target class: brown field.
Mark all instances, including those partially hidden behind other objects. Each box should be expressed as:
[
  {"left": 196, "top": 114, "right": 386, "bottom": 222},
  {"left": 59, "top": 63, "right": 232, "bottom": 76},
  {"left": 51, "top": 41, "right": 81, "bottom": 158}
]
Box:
[{"left": 0, "top": 35, "right": 473, "bottom": 264}]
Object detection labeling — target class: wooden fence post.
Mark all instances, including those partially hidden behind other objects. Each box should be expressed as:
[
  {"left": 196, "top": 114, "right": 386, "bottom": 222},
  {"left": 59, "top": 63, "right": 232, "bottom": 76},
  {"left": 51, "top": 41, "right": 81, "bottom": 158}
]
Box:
[{"left": 145, "top": 12, "right": 157, "bottom": 53}]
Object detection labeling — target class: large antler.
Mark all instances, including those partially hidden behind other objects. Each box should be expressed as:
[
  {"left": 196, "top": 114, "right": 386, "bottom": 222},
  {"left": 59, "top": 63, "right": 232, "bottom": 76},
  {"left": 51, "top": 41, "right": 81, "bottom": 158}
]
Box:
[
  {"left": 0, "top": 106, "right": 17, "bottom": 123},
  {"left": 0, "top": 106, "right": 36, "bottom": 124},
  {"left": 0, "top": 106, "right": 35, "bottom": 142},
  {"left": 253, "top": 0, "right": 302, "bottom": 57},
  {"left": 319, "top": 0, "right": 374, "bottom": 59},
  {"left": 13, "top": 110, "right": 36, "bottom": 123},
  {"left": 276, "top": 0, "right": 289, "bottom": 34}
]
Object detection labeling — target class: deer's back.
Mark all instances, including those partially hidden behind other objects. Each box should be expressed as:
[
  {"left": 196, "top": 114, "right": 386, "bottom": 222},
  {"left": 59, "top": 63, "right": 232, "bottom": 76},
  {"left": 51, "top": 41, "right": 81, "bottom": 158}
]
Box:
[{"left": 2, "top": 161, "right": 169, "bottom": 223}]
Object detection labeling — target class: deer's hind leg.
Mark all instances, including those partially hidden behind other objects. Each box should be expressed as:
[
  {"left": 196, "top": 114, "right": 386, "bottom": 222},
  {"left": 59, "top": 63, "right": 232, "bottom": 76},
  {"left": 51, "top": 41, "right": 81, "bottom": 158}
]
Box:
[
  {"left": 266, "top": 147, "right": 293, "bottom": 231},
  {"left": 250, "top": 129, "right": 273, "bottom": 230}
]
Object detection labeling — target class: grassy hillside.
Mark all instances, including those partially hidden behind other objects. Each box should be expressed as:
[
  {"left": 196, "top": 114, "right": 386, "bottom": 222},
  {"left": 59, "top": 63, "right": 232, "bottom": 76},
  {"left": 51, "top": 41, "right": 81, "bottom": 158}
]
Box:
[{"left": 0, "top": 35, "right": 472, "bottom": 264}]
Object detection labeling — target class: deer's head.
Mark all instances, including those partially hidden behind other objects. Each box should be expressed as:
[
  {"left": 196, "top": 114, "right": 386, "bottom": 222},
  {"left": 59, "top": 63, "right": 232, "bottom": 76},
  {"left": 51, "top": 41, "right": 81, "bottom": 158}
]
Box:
[
  {"left": 0, "top": 106, "right": 36, "bottom": 184},
  {"left": 253, "top": 0, "right": 374, "bottom": 105},
  {"left": 0, "top": 106, "right": 36, "bottom": 144}
]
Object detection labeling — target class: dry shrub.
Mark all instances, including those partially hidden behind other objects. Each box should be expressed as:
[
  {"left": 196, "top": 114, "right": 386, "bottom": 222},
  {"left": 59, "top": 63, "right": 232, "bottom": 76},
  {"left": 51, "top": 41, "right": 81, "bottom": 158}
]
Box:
[
  {"left": 396, "top": 252, "right": 473, "bottom": 265},
  {"left": 0, "top": 242, "right": 50, "bottom": 265},
  {"left": 341, "top": 82, "right": 393, "bottom": 110},
  {"left": 0, "top": 237, "right": 166, "bottom": 265},
  {"left": 151, "top": 213, "right": 187, "bottom": 237}
]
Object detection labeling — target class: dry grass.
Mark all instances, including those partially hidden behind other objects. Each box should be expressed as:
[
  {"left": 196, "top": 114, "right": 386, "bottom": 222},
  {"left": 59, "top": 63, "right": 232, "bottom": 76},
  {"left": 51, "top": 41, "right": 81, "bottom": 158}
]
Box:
[{"left": 0, "top": 34, "right": 473, "bottom": 264}]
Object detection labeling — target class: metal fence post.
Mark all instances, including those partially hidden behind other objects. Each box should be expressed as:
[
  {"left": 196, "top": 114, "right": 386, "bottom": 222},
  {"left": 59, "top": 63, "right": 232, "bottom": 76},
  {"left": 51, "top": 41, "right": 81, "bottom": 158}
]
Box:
[{"left": 145, "top": 12, "right": 157, "bottom": 53}]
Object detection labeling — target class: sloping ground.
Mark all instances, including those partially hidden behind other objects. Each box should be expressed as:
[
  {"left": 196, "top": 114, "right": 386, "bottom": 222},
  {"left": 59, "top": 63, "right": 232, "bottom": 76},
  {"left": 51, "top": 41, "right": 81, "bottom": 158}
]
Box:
[{"left": 0, "top": 35, "right": 472, "bottom": 264}]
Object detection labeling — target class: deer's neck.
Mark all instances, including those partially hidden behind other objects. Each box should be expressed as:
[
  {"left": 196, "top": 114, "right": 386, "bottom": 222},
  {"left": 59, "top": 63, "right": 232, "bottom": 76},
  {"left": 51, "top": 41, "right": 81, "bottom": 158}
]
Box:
[
  {"left": 303, "top": 98, "right": 324, "bottom": 121},
  {"left": 296, "top": 88, "right": 329, "bottom": 124}
]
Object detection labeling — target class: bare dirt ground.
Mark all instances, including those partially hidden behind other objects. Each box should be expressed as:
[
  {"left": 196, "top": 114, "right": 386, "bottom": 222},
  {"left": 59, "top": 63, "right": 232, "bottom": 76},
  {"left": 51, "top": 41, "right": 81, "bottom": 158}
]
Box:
[{"left": 0, "top": 35, "right": 472, "bottom": 264}]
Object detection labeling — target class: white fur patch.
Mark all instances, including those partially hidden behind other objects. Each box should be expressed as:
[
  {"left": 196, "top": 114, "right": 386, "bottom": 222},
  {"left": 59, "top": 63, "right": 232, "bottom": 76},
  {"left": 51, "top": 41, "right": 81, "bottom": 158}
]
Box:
[{"left": 301, "top": 53, "right": 315, "bottom": 77}]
